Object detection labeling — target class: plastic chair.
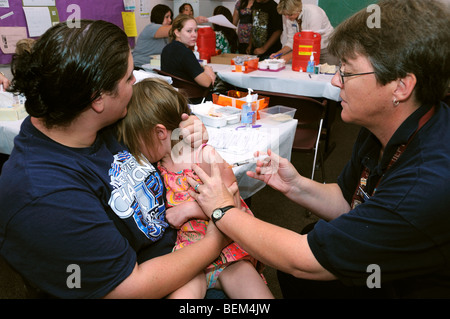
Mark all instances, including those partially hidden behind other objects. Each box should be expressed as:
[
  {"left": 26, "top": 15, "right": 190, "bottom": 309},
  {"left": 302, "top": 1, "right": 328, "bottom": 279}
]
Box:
[
  {"left": 253, "top": 90, "right": 327, "bottom": 181},
  {"left": 153, "top": 69, "right": 211, "bottom": 103}
]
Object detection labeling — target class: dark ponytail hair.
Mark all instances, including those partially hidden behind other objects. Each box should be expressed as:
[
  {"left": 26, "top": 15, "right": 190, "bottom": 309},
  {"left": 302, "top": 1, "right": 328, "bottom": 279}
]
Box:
[
  {"left": 10, "top": 20, "right": 130, "bottom": 128},
  {"left": 150, "top": 4, "right": 173, "bottom": 24},
  {"left": 213, "top": 6, "right": 239, "bottom": 53}
]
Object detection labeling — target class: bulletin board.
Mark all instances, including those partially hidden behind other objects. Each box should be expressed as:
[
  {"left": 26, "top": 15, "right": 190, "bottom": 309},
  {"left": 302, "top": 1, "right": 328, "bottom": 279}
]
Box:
[
  {"left": 319, "top": 0, "right": 375, "bottom": 27},
  {"left": 0, "top": 0, "right": 133, "bottom": 64}
]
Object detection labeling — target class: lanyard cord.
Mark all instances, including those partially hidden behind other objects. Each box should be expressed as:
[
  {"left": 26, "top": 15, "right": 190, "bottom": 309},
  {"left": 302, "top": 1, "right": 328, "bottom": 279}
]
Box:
[{"left": 351, "top": 105, "right": 436, "bottom": 208}]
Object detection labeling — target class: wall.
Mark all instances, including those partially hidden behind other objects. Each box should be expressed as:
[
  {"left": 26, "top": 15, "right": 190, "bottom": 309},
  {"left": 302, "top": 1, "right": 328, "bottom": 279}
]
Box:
[
  {"left": 318, "top": 0, "right": 375, "bottom": 27},
  {"left": 0, "top": 0, "right": 128, "bottom": 64},
  {"left": 1, "top": 0, "right": 372, "bottom": 64}
]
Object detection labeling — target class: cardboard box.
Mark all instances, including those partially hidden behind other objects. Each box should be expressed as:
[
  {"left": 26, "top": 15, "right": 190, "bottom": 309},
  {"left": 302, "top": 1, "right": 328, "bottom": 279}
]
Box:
[{"left": 210, "top": 53, "right": 246, "bottom": 65}]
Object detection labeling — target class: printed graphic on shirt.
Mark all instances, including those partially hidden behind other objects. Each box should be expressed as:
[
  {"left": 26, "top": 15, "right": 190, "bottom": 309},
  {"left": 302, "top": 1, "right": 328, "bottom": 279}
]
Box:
[
  {"left": 108, "top": 151, "right": 168, "bottom": 241},
  {"left": 252, "top": 9, "right": 269, "bottom": 48}
]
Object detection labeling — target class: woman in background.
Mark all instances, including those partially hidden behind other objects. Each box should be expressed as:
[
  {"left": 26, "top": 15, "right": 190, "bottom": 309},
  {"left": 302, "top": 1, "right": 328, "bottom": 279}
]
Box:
[
  {"left": 132, "top": 4, "right": 173, "bottom": 68},
  {"left": 161, "top": 15, "right": 215, "bottom": 90},
  {"left": 270, "top": 0, "right": 338, "bottom": 65},
  {"left": 232, "top": 0, "right": 254, "bottom": 54},
  {"left": 213, "top": 6, "right": 239, "bottom": 54},
  {"left": 179, "top": 3, "right": 194, "bottom": 17}
]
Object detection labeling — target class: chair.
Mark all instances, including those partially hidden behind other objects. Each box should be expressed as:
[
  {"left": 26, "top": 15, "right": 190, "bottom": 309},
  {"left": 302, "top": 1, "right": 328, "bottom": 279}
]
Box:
[
  {"left": 154, "top": 69, "right": 211, "bottom": 103},
  {"left": 253, "top": 90, "right": 327, "bottom": 181}
]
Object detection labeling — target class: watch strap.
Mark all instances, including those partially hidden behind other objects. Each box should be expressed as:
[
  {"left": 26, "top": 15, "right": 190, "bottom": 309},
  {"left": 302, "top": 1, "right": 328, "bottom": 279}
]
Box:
[{"left": 212, "top": 205, "right": 234, "bottom": 223}]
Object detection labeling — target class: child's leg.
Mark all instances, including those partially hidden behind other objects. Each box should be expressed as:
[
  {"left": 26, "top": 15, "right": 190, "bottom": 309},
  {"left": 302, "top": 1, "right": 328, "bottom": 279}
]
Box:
[
  {"left": 166, "top": 272, "right": 207, "bottom": 299},
  {"left": 217, "top": 260, "right": 274, "bottom": 299}
]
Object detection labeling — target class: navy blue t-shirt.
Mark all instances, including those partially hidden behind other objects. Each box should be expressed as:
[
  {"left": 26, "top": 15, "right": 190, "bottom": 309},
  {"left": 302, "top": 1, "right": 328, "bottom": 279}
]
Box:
[
  {"left": 308, "top": 103, "right": 450, "bottom": 298},
  {"left": 0, "top": 117, "right": 176, "bottom": 298}
]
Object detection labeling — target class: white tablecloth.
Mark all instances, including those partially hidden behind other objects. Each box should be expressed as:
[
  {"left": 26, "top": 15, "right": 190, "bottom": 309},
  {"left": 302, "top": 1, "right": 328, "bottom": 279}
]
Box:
[
  {"left": 211, "top": 63, "right": 341, "bottom": 102},
  {"left": 0, "top": 119, "right": 22, "bottom": 155},
  {"left": 205, "top": 118, "right": 297, "bottom": 199}
]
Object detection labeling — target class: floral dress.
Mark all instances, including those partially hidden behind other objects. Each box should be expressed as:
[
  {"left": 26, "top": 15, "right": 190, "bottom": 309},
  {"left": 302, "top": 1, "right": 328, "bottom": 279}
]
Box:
[
  {"left": 158, "top": 162, "right": 264, "bottom": 288},
  {"left": 235, "top": 0, "right": 253, "bottom": 45}
]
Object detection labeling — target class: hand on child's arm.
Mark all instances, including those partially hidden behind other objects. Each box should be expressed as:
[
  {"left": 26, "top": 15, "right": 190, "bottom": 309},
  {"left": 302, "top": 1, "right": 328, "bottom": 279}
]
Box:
[{"left": 166, "top": 201, "right": 208, "bottom": 229}]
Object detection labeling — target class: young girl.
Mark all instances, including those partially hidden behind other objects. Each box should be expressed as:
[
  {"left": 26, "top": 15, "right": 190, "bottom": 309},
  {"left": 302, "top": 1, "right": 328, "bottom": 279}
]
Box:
[{"left": 117, "top": 77, "right": 273, "bottom": 299}]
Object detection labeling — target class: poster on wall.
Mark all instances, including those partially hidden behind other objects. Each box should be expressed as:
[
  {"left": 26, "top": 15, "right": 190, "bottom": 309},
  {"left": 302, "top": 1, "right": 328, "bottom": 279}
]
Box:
[
  {"left": 0, "top": 27, "right": 28, "bottom": 54},
  {"left": 0, "top": 0, "right": 132, "bottom": 64},
  {"left": 22, "top": 0, "right": 55, "bottom": 6},
  {"left": 23, "top": 6, "right": 59, "bottom": 37},
  {"left": 139, "top": 0, "right": 150, "bottom": 17}
]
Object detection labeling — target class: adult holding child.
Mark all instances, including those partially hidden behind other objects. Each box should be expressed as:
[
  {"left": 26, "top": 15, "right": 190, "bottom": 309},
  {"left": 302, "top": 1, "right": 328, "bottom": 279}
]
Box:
[
  {"left": 188, "top": 0, "right": 450, "bottom": 299},
  {"left": 0, "top": 20, "right": 227, "bottom": 299}
]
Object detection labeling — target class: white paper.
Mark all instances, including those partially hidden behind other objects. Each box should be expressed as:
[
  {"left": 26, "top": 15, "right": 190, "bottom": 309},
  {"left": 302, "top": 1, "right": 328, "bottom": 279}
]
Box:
[
  {"left": 0, "top": 0, "right": 10, "bottom": 8},
  {"left": 23, "top": 7, "right": 52, "bottom": 37},
  {"left": 0, "top": 11, "right": 13, "bottom": 20},
  {"left": 139, "top": 0, "right": 150, "bottom": 17},
  {"left": 123, "top": 0, "right": 135, "bottom": 11},
  {"left": 22, "top": 0, "right": 55, "bottom": 6},
  {"left": 208, "top": 14, "right": 237, "bottom": 29}
]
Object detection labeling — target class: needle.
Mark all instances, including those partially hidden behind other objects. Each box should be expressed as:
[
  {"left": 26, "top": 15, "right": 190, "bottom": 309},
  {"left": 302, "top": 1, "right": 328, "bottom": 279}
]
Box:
[{"left": 229, "top": 155, "right": 270, "bottom": 168}]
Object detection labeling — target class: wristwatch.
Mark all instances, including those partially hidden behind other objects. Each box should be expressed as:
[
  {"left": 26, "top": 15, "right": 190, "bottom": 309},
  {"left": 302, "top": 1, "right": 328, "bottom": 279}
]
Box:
[{"left": 211, "top": 205, "right": 234, "bottom": 224}]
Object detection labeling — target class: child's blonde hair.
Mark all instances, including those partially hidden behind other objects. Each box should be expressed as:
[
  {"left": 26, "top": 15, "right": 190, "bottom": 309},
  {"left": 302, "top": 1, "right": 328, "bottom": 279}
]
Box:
[{"left": 117, "top": 77, "right": 190, "bottom": 163}]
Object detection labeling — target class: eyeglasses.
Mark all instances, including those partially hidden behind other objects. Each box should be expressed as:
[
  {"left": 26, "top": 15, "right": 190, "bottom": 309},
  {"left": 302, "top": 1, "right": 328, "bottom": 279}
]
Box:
[{"left": 338, "top": 66, "right": 375, "bottom": 84}]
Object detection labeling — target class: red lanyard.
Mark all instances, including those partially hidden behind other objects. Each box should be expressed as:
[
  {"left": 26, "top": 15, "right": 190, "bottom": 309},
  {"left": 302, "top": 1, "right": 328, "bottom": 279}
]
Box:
[{"left": 351, "top": 106, "right": 436, "bottom": 209}]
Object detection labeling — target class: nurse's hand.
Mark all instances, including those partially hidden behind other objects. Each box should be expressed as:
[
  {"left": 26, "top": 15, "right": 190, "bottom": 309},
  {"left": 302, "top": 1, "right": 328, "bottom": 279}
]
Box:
[{"left": 187, "top": 160, "right": 238, "bottom": 219}]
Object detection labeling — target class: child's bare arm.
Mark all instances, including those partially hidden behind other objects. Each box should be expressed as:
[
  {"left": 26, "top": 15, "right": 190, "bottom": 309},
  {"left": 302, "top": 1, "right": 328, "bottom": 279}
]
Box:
[{"left": 166, "top": 201, "right": 208, "bottom": 229}]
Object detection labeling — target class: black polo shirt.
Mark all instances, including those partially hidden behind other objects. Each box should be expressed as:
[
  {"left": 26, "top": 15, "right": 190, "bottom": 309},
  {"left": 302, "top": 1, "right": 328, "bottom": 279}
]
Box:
[{"left": 308, "top": 102, "right": 450, "bottom": 298}]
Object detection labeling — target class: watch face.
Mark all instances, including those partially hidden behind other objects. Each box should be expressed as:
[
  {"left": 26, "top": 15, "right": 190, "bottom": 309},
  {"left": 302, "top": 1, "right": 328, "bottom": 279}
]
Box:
[{"left": 212, "top": 209, "right": 222, "bottom": 219}]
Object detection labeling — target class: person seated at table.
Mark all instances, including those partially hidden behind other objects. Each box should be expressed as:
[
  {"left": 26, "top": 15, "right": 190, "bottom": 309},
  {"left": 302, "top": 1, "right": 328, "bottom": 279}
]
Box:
[
  {"left": 161, "top": 14, "right": 216, "bottom": 102},
  {"left": 117, "top": 77, "right": 273, "bottom": 299},
  {"left": 132, "top": 4, "right": 173, "bottom": 69},
  {"left": 247, "top": 0, "right": 283, "bottom": 60},
  {"left": 212, "top": 6, "right": 239, "bottom": 54},
  {"left": 270, "top": 0, "right": 338, "bottom": 65}
]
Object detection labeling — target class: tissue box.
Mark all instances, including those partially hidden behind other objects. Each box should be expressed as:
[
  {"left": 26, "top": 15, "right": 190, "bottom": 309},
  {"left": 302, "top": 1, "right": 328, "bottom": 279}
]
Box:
[
  {"left": 259, "top": 105, "right": 296, "bottom": 123},
  {"left": 0, "top": 105, "right": 27, "bottom": 121}
]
